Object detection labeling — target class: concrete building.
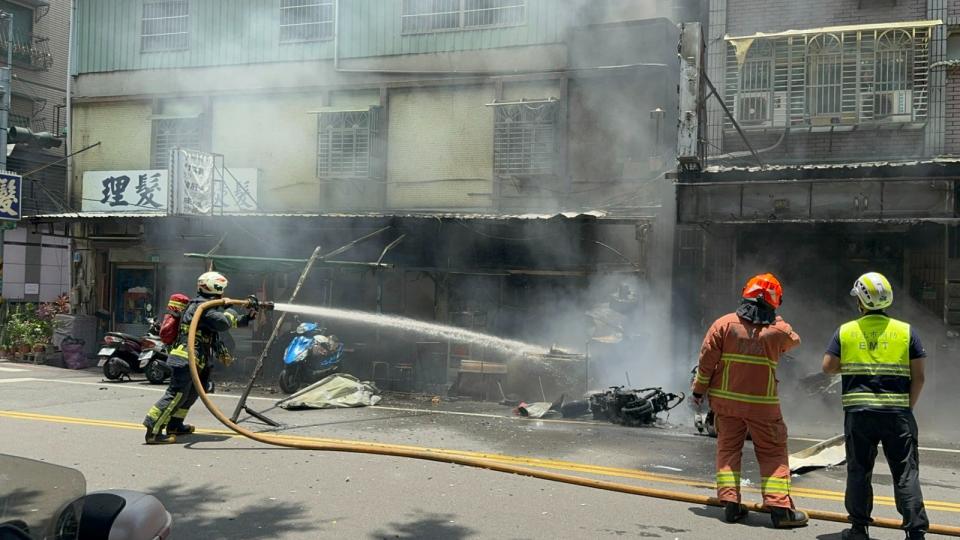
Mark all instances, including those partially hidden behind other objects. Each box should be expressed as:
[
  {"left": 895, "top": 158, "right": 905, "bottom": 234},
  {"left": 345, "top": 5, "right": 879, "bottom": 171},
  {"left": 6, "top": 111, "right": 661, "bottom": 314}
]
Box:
[
  {"left": 30, "top": 0, "right": 704, "bottom": 388},
  {"left": 0, "top": 0, "right": 71, "bottom": 305},
  {"left": 675, "top": 0, "right": 960, "bottom": 422}
]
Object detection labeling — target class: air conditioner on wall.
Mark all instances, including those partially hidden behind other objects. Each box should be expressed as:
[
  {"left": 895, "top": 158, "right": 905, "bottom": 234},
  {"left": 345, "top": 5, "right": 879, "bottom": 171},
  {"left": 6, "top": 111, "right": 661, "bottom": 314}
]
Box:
[
  {"left": 735, "top": 91, "right": 771, "bottom": 126},
  {"left": 874, "top": 90, "right": 913, "bottom": 122}
]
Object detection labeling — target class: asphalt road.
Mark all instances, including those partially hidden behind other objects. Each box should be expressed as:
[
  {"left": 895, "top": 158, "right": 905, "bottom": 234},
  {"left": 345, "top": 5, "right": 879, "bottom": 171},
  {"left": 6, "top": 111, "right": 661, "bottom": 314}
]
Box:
[{"left": 1, "top": 361, "right": 958, "bottom": 540}]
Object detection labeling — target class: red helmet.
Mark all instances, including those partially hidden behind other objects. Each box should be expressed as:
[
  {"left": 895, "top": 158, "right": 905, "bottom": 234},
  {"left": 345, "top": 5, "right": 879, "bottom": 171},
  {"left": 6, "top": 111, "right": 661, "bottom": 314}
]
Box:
[
  {"left": 742, "top": 273, "right": 783, "bottom": 308},
  {"left": 167, "top": 293, "right": 190, "bottom": 314}
]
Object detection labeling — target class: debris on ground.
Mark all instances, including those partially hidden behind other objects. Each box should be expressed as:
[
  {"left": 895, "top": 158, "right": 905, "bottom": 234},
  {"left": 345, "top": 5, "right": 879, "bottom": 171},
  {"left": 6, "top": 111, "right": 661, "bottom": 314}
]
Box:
[
  {"left": 277, "top": 373, "right": 381, "bottom": 410},
  {"left": 789, "top": 434, "right": 846, "bottom": 474},
  {"left": 514, "top": 394, "right": 565, "bottom": 419},
  {"left": 588, "top": 387, "right": 685, "bottom": 427}
]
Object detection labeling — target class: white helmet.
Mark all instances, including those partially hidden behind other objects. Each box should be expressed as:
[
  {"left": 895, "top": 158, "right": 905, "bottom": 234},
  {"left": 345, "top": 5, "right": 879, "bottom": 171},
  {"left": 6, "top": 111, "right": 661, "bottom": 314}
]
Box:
[
  {"left": 850, "top": 272, "right": 893, "bottom": 311},
  {"left": 197, "top": 271, "right": 229, "bottom": 297}
]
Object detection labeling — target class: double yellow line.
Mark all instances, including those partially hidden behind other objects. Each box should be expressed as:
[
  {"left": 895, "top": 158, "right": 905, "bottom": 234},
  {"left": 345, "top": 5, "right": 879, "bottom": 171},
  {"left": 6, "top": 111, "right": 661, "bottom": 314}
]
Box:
[{"left": 3, "top": 409, "right": 960, "bottom": 515}]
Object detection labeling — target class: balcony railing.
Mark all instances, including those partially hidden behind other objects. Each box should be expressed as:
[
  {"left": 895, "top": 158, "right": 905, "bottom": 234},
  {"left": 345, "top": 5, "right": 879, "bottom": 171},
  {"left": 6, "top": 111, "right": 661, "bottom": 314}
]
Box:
[{"left": 0, "top": 28, "right": 53, "bottom": 71}]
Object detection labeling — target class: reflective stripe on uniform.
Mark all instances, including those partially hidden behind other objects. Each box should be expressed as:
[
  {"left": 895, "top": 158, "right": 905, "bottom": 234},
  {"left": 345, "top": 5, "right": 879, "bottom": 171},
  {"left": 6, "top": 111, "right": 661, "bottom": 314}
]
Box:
[
  {"left": 696, "top": 372, "right": 711, "bottom": 385},
  {"left": 716, "top": 470, "right": 741, "bottom": 488},
  {"left": 225, "top": 311, "right": 238, "bottom": 328},
  {"left": 152, "top": 392, "right": 184, "bottom": 435},
  {"left": 709, "top": 388, "right": 779, "bottom": 405},
  {"left": 841, "top": 362, "right": 911, "bottom": 377},
  {"left": 761, "top": 476, "right": 791, "bottom": 495},
  {"left": 841, "top": 392, "right": 910, "bottom": 408},
  {"left": 721, "top": 353, "right": 775, "bottom": 367}
]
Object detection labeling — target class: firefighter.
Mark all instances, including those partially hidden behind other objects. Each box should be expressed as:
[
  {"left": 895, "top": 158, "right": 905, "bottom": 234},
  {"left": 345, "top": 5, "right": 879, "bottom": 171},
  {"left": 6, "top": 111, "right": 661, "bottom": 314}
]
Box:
[
  {"left": 143, "top": 271, "right": 260, "bottom": 444},
  {"left": 691, "top": 273, "right": 808, "bottom": 528},
  {"left": 822, "top": 272, "right": 928, "bottom": 540}
]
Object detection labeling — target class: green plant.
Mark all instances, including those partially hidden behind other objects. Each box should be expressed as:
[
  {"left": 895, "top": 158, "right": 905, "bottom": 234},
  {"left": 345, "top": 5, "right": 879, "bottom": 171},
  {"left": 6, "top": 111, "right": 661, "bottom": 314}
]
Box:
[{"left": 2, "top": 303, "right": 56, "bottom": 348}]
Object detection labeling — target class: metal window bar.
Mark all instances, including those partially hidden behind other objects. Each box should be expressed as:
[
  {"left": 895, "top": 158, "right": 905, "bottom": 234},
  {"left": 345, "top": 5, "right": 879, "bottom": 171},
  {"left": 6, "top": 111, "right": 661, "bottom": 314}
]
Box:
[
  {"left": 401, "top": 0, "right": 524, "bottom": 33},
  {"left": 141, "top": 0, "right": 189, "bottom": 52},
  {"left": 737, "top": 40, "right": 773, "bottom": 124},
  {"left": 151, "top": 118, "right": 201, "bottom": 169},
  {"left": 401, "top": 0, "right": 461, "bottom": 33},
  {"left": 723, "top": 26, "right": 930, "bottom": 133},
  {"left": 493, "top": 102, "right": 558, "bottom": 176},
  {"left": 280, "top": 0, "right": 334, "bottom": 43},
  {"left": 463, "top": 0, "right": 524, "bottom": 27},
  {"left": 807, "top": 34, "right": 843, "bottom": 119},
  {"left": 317, "top": 111, "right": 372, "bottom": 178}
]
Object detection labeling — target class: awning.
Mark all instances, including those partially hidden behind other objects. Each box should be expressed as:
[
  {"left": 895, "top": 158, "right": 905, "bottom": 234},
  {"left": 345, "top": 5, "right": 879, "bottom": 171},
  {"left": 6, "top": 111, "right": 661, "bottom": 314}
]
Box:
[
  {"left": 724, "top": 19, "right": 943, "bottom": 42},
  {"left": 678, "top": 158, "right": 960, "bottom": 183},
  {"left": 28, "top": 210, "right": 615, "bottom": 222},
  {"left": 725, "top": 19, "right": 942, "bottom": 66}
]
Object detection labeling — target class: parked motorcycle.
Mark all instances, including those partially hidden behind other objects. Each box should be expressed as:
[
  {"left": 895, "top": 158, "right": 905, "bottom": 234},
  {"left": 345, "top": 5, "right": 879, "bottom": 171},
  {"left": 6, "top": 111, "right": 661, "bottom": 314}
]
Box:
[
  {"left": 98, "top": 320, "right": 159, "bottom": 381},
  {"left": 278, "top": 323, "right": 343, "bottom": 394},
  {"left": 138, "top": 336, "right": 171, "bottom": 385}
]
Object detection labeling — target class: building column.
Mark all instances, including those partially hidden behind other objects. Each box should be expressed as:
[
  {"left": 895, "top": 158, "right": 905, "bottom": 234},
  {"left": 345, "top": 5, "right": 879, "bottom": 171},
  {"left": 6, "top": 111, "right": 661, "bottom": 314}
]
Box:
[{"left": 926, "top": 0, "right": 948, "bottom": 156}]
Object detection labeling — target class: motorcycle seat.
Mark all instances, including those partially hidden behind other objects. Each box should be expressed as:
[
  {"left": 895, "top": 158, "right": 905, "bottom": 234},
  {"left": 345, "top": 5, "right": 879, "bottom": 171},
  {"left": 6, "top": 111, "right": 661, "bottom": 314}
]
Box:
[{"left": 107, "top": 332, "right": 141, "bottom": 342}]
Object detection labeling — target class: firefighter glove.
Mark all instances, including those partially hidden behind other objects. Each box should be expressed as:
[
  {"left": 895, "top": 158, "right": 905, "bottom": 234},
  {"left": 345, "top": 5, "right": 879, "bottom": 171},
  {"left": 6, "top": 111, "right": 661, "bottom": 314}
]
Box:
[{"left": 219, "top": 350, "right": 235, "bottom": 368}]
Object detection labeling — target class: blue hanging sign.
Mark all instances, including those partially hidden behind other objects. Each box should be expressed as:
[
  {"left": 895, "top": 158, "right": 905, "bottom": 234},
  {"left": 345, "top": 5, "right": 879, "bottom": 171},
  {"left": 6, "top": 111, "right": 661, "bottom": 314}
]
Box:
[{"left": 0, "top": 171, "right": 22, "bottom": 222}]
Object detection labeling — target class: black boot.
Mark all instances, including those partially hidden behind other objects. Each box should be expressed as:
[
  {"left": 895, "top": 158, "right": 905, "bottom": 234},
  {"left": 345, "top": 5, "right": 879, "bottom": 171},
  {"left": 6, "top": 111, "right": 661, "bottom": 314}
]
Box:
[
  {"left": 906, "top": 532, "right": 925, "bottom": 540},
  {"left": 167, "top": 423, "right": 196, "bottom": 436},
  {"left": 841, "top": 525, "right": 870, "bottom": 540},
  {"left": 770, "top": 507, "right": 808, "bottom": 529},
  {"left": 144, "top": 429, "right": 177, "bottom": 445},
  {"left": 723, "top": 502, "right": 748, "bottom": 523}
]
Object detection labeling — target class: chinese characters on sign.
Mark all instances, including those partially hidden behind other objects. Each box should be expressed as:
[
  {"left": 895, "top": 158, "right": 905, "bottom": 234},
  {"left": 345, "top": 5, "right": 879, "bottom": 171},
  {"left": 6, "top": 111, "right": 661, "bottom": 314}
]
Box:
[
  {"left": 82, "top": 170, "right": 169, "bottom": 212},
  {"left": 0, "top": 172, "right": 23, "bottom": 221},
  {"left": 82, "top": 168, "right": 258, "bottom": 213}
]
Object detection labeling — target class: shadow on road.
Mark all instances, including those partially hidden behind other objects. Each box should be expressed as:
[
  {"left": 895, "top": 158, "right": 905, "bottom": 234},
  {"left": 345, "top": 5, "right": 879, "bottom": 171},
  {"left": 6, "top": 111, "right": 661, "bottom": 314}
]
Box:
[
  {"left": 368, "top": 511, "right": 475, "bottom": 539},
  {"left": 687, "top": 505, "right": 771, "bottom": 529},
  {"left": 148, "top": 481, "right": 316, "bottom": 539},
  {"left": 816, "top": 534, "right": 845, "bottom": 540}
]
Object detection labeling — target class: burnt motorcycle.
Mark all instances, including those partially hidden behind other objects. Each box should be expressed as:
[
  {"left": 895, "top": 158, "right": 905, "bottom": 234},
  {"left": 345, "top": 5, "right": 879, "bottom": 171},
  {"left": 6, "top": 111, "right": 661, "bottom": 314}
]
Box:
[{"left": 588, "top": 386, "right": 685, "bottom": 427}]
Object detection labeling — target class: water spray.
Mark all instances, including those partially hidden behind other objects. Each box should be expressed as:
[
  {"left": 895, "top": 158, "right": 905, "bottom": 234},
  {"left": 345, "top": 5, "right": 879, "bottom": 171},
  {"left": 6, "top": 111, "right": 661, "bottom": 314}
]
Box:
[{"left": 187, "top": 298, "right": 960, "bottom": 537}]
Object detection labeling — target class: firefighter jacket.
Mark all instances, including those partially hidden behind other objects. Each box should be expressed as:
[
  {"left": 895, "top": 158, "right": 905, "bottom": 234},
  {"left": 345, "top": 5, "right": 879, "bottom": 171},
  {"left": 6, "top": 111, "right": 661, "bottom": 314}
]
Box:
[
  {"left": 839, "top": 314, "right": 912, "bottom": 411},
  {"left": 693, "top": 312, "right": 801, "bottom": 419},
  {"left": 168, "top": 296, "right": 250, "bottom": 371}
]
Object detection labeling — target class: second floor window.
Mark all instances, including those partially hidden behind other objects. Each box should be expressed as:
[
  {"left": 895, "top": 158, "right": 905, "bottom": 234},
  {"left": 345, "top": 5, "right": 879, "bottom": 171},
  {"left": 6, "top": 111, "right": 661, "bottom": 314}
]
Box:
[
  {"left": 280, "top": 0, "right": 334, "bottom": 43},
  {"left": 152, "top": 117, "right": 201, "bottom": 169},
  {"left": 402, "top": 0, "right": 525, "bottom": 34},
  {"left": 726, "top": 23, "right": 930, "bottom": 127},
  {"left": 493, "top": 101, "right": 559, "bottom": 177},
  {"left": 317, "top": 108, "right": 384, "bottom": 179},
  {"left": 142, "top": 0, "right": 189, "bottom": 53}
]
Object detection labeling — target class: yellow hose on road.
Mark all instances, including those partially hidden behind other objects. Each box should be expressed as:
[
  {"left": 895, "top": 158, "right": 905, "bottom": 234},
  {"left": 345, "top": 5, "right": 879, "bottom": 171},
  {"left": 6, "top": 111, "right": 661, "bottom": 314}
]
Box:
[{"left": 188, "top": 298, "right": 960, "bottom": 537}]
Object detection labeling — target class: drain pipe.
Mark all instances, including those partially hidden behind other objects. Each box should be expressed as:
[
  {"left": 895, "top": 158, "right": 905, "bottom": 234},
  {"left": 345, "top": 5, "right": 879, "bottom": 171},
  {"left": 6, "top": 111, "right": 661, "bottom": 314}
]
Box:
[
  {"left": 65, "top": 0, "right": 76, "bottom": 209},
  {"left": 333, "top": 0, "right": 339, "bottom": 71},
  {"left": 186, "top": 297, "right": 960, "bottom": 538}
]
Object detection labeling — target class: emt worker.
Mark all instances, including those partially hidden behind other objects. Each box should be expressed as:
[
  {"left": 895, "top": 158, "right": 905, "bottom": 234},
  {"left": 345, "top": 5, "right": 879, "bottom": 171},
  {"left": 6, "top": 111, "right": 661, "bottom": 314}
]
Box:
[
  {"left": 822, "top": 272, "right": 928, "bottom": 540},
  {"left": 692, "top": 273, "right": 808, "bottom": 528}
]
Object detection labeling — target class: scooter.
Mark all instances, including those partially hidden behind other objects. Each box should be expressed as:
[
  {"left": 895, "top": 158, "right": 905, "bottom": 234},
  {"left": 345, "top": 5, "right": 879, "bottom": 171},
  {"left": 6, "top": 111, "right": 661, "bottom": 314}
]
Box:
[
  {"left": 98, "top": 326, "right": 149, "bottom": 381},
  {"left": 278, "top": 322, "right": 344, "bottom": 394},
  {"left": 138, "top": 336, "right": 171, "bottom": 385}
]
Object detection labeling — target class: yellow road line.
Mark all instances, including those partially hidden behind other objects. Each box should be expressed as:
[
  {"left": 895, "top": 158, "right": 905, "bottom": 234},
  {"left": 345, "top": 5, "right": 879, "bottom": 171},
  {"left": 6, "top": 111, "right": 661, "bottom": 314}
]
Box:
[{"left": 2, "top": 409, "right": 959, "bottom": 513}]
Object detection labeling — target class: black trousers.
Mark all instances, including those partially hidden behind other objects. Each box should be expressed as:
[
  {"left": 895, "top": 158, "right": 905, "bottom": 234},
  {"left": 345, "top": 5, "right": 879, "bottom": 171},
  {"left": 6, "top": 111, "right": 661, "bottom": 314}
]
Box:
[
  {"left": 844, "top": 410, "right": 929, "bottom": 533},
  {"left": 144, "top": 365, "right": 210, "bottom": 435}
]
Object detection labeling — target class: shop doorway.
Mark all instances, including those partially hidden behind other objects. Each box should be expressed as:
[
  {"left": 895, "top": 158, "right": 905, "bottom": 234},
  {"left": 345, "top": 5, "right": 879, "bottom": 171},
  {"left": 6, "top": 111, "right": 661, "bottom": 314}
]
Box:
[{"left": 112, "top": 267, "right": 156, "bottom": 336}]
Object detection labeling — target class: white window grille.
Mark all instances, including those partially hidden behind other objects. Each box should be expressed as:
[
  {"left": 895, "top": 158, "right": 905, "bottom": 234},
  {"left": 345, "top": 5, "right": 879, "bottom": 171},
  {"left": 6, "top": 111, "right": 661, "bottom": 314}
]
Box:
[
  {"left": 401, "top": 0, "right": 524, "bottom": 34},
  {"left": 736, "top": 40, "right": 773, "bottom": 124},
  {"left": 725, "top": 24, "right": 931, "bottom": 127},
  {"left": 873, "top": 29, "right": 914, "bottom": 119},
  {"left": 316, "top": 108, "right": 384, "bottom": 179},
  {"left": 807, "top": 34, "right": 843, "bottom": 120},
  {"left": 152, "top": 118, "right": 201, "bottom": 169},
  {"left": 142, "top": 0, "right": 189, "bottom": 52},
  {"left": 493, "top": 101, "right": 558, "bottom": 176},
  {"left": 280, "top": 0, "right": 334, "bottom": 43}
]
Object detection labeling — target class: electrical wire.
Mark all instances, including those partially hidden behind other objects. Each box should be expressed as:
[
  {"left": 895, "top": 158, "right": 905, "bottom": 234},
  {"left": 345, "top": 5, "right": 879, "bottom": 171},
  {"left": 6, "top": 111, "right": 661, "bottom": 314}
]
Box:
[{"left": 188, "top": 298, "right": 960, "bottom": 538}]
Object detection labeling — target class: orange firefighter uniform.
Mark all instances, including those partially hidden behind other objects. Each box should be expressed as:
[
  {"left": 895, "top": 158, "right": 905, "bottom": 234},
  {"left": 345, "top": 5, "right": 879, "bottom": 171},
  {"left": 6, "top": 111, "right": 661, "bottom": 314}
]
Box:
[{"left": 692, "top": 275, "right": 801, "bottom": 511}]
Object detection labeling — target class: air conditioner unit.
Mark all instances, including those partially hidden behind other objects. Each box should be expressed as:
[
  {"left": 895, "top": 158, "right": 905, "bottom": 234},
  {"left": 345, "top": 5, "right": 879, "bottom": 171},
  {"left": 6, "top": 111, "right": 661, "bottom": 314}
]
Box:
[
  {"left": 874, "top": 90, "right": 913, "bottom": 121},
  {"left": 735, "top": 91, "right": 771, "bottom": 126},
  {"left": 772, "top": 91, "right": 788, "bottom": 127}
]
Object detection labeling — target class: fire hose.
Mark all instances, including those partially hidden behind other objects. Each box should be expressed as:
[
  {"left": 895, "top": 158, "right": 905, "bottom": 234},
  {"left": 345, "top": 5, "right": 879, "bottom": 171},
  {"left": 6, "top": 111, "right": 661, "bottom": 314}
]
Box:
[{"left": 188, "top": 298, "right": 960, "bottom": 537}]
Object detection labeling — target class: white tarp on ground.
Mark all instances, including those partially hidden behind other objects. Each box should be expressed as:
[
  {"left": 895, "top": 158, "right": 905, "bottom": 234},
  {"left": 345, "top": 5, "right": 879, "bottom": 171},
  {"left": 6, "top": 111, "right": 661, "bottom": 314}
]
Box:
[
  {"left": 789, "top": 434, "right": 846, "bottom": 473},
  {"left": 277, "top": 374, "right": 382, "bottom": 410}
]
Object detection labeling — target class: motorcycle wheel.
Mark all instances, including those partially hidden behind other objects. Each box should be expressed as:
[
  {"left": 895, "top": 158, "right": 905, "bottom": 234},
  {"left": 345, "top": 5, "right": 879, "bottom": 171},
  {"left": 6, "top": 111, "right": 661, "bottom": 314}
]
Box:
[
  {"left": 278, "top": 368, "right": 300, "bottom": 394},
  {"left": 144, "top": 360, "right": 168, "bottom": 385},
  {"left": 102, "top": 358, "right": 124, "bottom": 380}
]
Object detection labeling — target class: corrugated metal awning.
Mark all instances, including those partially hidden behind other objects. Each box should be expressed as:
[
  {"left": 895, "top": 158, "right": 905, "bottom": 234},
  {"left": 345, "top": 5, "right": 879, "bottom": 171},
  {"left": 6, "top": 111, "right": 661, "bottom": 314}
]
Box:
[{"left": 28, "top": 210, "right": 617, "bottom": 221}]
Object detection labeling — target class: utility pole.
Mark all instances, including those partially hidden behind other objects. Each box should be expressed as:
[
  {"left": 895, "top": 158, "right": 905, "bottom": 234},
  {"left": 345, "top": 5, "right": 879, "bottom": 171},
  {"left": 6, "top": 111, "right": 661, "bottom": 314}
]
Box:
[{"left": 0, "top": 10, "right": 11, "bottom": 172}]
